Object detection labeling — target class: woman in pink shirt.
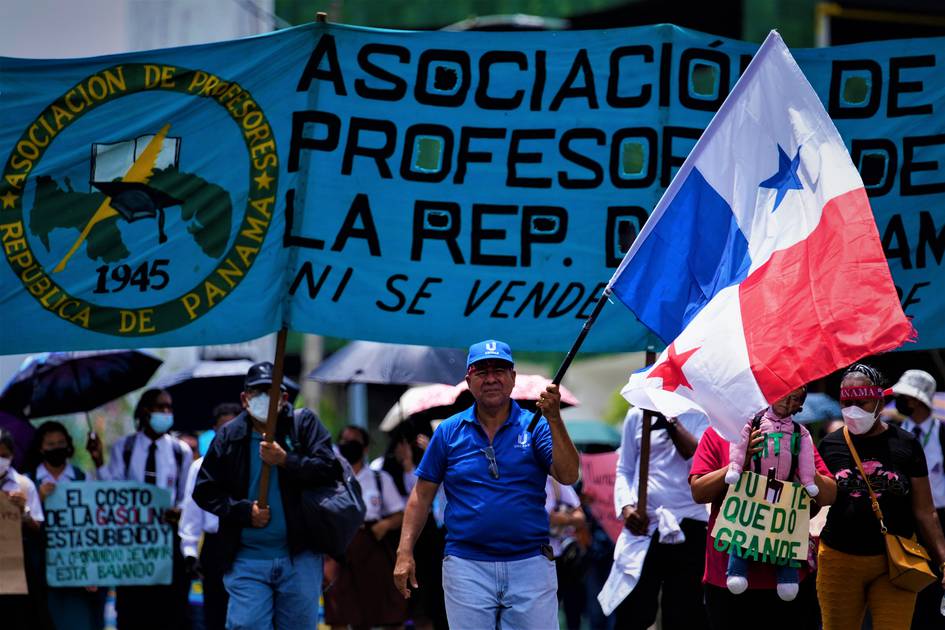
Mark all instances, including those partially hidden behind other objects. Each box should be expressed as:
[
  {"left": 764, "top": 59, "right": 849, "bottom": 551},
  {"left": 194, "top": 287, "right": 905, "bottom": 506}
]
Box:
[{"left": 688, "top": 391, "right": 836, "bottom": 630}]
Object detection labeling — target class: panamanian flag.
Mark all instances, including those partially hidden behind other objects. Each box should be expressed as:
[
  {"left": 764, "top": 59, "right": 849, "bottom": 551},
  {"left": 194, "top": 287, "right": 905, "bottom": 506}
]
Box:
[{"left": 609, "top": 31, "right": 913, "bottom": 442}]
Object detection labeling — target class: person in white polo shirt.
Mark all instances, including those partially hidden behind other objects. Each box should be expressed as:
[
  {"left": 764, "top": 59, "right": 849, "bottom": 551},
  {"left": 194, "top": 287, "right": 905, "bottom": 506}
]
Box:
[
  {"left": 894, "top": 369, "right": 944, "bottom": 630},
  {"left": 179, "top": 402, "right": 240, "bottom": 630},
  {"left": 601, "top": 408, "right": 710, "bottom": 629}
]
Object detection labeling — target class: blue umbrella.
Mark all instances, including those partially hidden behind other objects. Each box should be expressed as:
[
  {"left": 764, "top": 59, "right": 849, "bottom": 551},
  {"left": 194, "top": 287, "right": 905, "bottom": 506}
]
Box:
[
  {"left": 0, "top": 350, "right": 162, "bottom": 419},
  {"left": 564, "top": 419, "right": 622, "bottom": 450},
  {"left": 793, "top": 392, "right": 841, "bottom": 424}
]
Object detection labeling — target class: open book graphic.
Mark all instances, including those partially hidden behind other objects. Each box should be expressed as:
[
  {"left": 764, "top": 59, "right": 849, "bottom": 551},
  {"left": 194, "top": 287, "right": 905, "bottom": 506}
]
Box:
[{"left": 90, "top": 133, "right": 181, "bottom": 189}]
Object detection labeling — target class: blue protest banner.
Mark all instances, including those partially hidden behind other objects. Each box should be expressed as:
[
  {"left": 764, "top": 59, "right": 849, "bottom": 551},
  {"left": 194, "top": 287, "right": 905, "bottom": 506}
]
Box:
[
  {"left": 43, "top": 481, "right": 173, "bottom": 587},
  {"left": 1, "top": 24, "right": 942, "bottom": 353}
]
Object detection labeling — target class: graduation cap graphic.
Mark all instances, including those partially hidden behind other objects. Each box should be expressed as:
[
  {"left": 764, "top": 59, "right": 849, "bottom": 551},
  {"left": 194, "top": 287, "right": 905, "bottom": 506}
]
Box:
[
  {"left": 54, "top": 123, "right": 180, "bottom": 273},
  {"left": 90, "top": 180, "right": 182, "bottom": 244}
]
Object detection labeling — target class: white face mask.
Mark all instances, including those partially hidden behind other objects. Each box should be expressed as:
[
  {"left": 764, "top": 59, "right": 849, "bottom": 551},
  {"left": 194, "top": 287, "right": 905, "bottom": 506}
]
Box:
[
  {"left": 0, "top": 456, "right": 11, "bottom": 477},
  {"left": 248, "top": 394, "right": 270, "bottom": 421},
  {"left": 842, "top": 405, "right": 879, "bottom": 435}
]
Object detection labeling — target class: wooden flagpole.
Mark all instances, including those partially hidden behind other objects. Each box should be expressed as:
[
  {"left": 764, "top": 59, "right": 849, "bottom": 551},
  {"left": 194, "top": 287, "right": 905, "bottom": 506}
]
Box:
[
  {"left": 636, "top": 350, "right": 657, "bottom": 515},
  {"left": 525, "top": 289, "right": 611, "bottom": 433},
  {"left": 254, "top": 9, "right": 329, "bottom": 508},
  {"left": 256, "top": 326, "right": 288, "bottom": 508}
]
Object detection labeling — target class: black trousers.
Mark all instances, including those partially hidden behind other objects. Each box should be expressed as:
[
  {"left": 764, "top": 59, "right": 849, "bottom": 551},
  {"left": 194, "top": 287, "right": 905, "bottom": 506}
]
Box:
[
  {"left": 555, "top": 557, "right": 586, "bottom": 630},
  {"left": 116, "top": 536, "right": 191, "bottom": 630},
  {"left": 911, "top": 507, "right": 945, "bottom": 630},
  {"left": 614, "top": 518, "right": 709, "bottom": 630},
  {"left": 200, "top": 568, "right": 227, "bottom": 630},
  {"left": 704, "top": 578, "right": 820, "bottom": 630},
  {"left": 199, "top": 533, "right": 228, "bottom": 630},
  {"left": 0, "top": 530, "right": 53, "bottom": 630}
]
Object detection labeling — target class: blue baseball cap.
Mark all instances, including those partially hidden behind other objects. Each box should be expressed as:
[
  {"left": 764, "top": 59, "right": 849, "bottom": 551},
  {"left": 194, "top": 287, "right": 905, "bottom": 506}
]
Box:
[{"left": 466, "top": 340, "right": 514, "bottom": 369}]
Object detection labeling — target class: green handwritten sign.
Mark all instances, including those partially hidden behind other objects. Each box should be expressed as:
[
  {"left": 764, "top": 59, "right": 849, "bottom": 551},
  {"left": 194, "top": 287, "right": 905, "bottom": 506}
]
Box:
[
  {"left": 710, "top": 471, "right": 810, "bottom": 566},
  {"left": 44, "top": 481, "right": 173, "bottom": 586}
]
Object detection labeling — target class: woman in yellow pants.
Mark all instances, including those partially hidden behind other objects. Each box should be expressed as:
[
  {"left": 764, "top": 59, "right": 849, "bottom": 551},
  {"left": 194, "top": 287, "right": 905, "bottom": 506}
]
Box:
[
  {"left": 818, "top": 543, "right": 915, "bottom": 628},
  {"left": 816, "top": 364, "right": 945, "bottom": 629}
]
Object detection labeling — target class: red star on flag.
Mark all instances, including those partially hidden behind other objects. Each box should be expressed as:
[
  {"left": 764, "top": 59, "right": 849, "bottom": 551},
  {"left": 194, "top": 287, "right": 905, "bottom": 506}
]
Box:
[{"left": 648, "top": 343, "right": 700, "bottom": 392}]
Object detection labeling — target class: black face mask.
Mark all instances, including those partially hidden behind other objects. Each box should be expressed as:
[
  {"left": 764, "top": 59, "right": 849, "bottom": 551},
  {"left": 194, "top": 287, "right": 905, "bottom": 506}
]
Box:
[
  {"left": 895, "top": 397, "right": 914, "bottom": 417},
  {"left": 42, "top": 447, "right": 69, "bottom": 467},
  {"left": 338, "top": 441, "right": 365, "bottom": 464}
]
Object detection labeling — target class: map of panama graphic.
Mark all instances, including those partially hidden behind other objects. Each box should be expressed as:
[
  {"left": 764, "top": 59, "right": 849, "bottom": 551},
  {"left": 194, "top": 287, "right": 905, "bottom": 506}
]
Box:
[{"left": 29, "top": 166, "right": 233, "bottom": 264}]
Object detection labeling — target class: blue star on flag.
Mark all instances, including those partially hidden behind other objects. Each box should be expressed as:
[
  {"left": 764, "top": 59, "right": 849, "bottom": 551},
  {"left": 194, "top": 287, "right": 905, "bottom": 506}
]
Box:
[{"left": 759, "top": 145, "right": 803, "bottom": 212}]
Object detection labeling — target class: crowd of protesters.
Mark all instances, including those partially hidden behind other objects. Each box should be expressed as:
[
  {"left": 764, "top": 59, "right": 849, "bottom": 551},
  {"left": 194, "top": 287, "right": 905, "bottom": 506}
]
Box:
[
  {"left": 1, "top": 351, "right": 944, "bottom": 630},
  {"left": 610, "top": 363, "right": 945, "bottom": 630}
]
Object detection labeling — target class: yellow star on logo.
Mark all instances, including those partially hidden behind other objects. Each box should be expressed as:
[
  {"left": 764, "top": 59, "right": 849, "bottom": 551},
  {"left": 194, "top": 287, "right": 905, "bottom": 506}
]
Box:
[
  {"left": 254, "top": 172, "right": 274, "bottom": 190},
  {"left": 0, "top": 190, "right": 18, "bottom": 209}
]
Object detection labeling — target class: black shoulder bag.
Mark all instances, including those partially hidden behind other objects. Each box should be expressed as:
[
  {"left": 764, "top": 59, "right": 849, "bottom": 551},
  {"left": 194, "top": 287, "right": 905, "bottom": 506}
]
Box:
[{"left": 292, "top": 410, "right": 367, "bottom": 557}]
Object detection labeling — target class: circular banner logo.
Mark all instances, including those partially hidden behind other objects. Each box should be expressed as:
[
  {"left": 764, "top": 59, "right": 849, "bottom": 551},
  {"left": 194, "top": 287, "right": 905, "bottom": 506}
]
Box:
[{"left": 0, "top": 63, "right": 278, "bottom": 336}]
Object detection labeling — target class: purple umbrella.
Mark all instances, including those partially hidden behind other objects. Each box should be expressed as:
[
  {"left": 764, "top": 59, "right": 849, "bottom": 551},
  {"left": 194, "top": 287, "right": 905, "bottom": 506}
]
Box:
[{"left": 0, "top": 411, "right": 35, "bottom": 471}]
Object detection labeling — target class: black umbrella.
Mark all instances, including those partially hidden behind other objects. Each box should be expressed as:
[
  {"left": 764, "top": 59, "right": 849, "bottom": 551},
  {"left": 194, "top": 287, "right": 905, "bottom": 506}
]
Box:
[
  {"left": 156, "top": 359, "right": 301, "bottom": 432},
  {"left": 307, "top": 341, "right": 467, "bottom": 386},
  {"left": 0, "top": 350, "right": 163, "bottom": 420}
]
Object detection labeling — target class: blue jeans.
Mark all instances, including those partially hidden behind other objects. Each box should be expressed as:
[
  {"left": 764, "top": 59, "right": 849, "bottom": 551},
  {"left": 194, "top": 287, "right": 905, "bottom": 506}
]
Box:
[
  {"left": 223, "top": 551, "right": 322, "bottom": 630},
  {"left": 727, "top": 552, "right": 797, "bottom": 585},
  {"left": 442, "top": 554, "right": 557, "bottom": 630}
]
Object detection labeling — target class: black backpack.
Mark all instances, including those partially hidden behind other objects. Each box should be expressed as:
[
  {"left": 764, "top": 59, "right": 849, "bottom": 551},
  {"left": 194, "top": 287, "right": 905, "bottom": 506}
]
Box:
[{"left": 292, "top": 411, "right": 366, "bottom": 558}]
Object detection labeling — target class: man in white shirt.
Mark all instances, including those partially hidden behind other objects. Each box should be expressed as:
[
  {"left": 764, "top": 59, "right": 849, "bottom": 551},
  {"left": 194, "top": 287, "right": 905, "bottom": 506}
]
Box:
[
  {"left": 179, "top": 402, "right": 240, "bottom": 630},
  {"left": 87, "top": 388, "right": 194, "bottom": 630},
  {"left": 608, "top": 408, "right": 709, "bottom": 629},
  {"left": 895, "top": 369, "right": 943, "bottom": 630}
]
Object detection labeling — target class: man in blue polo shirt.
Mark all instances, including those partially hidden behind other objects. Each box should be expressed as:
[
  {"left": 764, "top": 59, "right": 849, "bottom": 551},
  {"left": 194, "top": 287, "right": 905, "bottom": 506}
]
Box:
[{"left": 394, "top": 339, "right": 580, "bottom": 630}]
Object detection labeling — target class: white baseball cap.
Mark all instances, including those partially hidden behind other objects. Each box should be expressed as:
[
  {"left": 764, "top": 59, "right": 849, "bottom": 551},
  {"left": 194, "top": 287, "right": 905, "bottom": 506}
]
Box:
[{"left": 891, "top": 369, "right": 936, "bottom": 410}]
